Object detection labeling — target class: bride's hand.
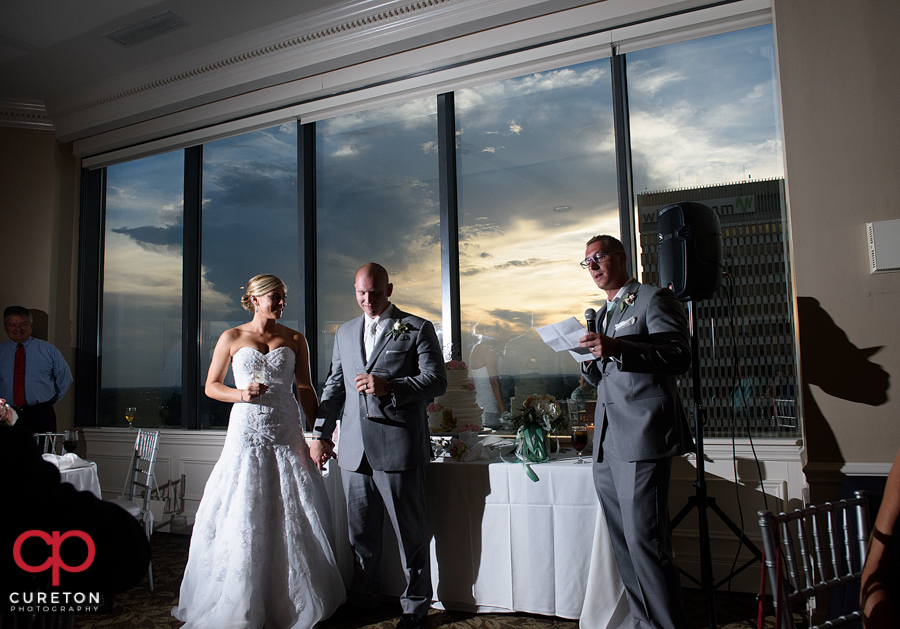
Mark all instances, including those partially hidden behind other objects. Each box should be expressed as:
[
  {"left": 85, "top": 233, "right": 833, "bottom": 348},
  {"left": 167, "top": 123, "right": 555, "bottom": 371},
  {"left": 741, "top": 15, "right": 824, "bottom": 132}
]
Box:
[
  {"left": 309, "top": 439, "right": 335, "bottom": 470},
  {"left": 241, "top": 383, "right": 269, "bottom": 400}
]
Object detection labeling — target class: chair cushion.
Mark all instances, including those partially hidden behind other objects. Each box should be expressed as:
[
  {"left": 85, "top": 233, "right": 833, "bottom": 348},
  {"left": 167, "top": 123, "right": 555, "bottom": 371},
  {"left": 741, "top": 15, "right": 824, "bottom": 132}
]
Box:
[{"left": 107, "top": 498, "right": 142, "bottom": 518}]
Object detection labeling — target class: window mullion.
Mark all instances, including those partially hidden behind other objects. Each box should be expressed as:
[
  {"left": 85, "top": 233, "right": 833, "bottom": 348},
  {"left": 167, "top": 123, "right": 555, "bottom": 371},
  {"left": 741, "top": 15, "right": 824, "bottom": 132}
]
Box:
[
  {"left": 438, "top": 92, "right": 461, "bottom": 360},
  {"left": 611, "top": 52, "right": 637, "bottom": 277},
  {"left": 75, "top": 167, "right": 105, "bottom": 427},
  {"left": 183, "top": 146, "right": 202, "bottom": 429},
  {"left": 298, "top": 121, "right": 317, "bottom": 393}
]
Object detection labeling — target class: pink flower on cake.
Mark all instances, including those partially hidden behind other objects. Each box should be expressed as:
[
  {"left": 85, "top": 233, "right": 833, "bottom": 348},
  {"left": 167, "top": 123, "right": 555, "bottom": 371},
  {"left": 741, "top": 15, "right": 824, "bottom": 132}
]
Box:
[
  {"left": 426, "top": 402, "right": 442, "bottom": 413},
  {"left": 447, "top": 360, "right": 459, "bottom": 370},
  {"left": 465, "top": 381, "right": 475, "bottom": 391},
  {"left": 458, "top": 424, "right": 479, "bottom": 433}
]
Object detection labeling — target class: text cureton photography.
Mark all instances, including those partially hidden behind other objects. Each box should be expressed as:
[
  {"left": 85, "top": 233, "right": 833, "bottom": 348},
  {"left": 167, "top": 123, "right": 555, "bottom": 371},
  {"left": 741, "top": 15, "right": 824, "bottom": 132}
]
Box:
[
  {"left": 8, "top": 590, "right": 101, "bottom": 614},
  {"left": 7, "top": 529, "right": 102, "bottom": 614}
]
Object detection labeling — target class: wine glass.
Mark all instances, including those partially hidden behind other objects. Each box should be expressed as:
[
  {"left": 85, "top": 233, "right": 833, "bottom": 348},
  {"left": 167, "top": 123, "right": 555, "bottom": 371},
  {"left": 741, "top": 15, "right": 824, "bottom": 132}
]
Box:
[
  {"left": 251, "top": 370, "right": 267, "bottom": 400},
  {"left": 571, "top": 423, "right": 589, "bottom": 464},
  {"left": 125, "top": 406, "right": 137, "bottom": 429},
  {"left": 63, "top": 429, "right": 79, "bottom": 453}
]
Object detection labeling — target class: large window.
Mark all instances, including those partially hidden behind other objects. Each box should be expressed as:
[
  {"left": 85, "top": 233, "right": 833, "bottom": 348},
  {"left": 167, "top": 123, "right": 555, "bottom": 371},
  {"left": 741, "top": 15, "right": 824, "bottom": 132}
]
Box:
[
  {"left": 102, "top": 152, "right": 184, "bottom": 428},
  {"left": 199, "top": 123, "right": 300, "bottom": 427},
  {"left": 85, "top": 19, "right": 796, "bottom": 437},
  {"left": 456, "top": 59, "right": 617, "bottom": 422},
  {"left": 315, "top": 98, "right": 442, "bottom": 384},
  {"left": 628, "top": 25, "right": 794, "bottom": 437}
]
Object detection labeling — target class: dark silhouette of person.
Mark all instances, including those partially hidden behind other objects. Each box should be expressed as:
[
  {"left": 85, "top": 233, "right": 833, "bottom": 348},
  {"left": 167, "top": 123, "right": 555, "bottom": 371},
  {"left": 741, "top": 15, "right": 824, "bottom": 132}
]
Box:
[{"left": 1, "top": 424, "right": 151, "bottom": 620}]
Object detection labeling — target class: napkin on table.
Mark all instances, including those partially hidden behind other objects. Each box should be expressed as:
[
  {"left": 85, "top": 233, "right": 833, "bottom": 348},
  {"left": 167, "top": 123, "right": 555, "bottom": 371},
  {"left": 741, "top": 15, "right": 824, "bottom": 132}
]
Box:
[{"left": 42, "top": 452, "right": 91, "bottom": 470}]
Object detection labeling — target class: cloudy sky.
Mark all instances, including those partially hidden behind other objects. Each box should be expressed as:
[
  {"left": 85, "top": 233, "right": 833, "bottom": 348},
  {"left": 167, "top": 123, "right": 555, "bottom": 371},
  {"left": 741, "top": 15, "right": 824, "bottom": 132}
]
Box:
[{"left": 102, "top": 24, "right": 783, "bottom": 389}]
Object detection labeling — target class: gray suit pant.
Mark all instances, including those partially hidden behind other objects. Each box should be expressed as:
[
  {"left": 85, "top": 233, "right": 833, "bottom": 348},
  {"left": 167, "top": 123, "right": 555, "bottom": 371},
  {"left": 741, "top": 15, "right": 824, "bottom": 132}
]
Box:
[
  {"left": 342, "top": 461, "right": 432, "bottom": 614},
  {"left": 593, "top": 456, "right": 687, "bottom": 629}
]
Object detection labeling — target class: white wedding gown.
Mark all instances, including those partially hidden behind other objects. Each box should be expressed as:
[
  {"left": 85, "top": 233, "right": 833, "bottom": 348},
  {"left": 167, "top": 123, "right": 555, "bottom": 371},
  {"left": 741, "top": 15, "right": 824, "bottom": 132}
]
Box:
[{"left": 173, "top": 346, "right": 346, "bottom": 629}]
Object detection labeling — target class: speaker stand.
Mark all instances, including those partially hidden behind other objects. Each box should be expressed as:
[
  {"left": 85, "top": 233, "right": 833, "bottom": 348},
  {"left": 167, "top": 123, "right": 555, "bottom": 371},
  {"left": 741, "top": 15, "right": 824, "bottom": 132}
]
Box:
[{"left": 669, "top": 300, "right": 763, "bottom": 629}]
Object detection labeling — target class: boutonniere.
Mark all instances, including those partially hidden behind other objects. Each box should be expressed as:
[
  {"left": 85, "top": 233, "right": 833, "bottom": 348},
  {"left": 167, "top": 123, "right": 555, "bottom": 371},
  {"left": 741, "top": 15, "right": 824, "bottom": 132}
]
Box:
[
  {"left": 386, "top": 321, "right": 413, "bottom": 340},
  {"left": 620, "top": 290, "right": 637, "bottom": 312}
]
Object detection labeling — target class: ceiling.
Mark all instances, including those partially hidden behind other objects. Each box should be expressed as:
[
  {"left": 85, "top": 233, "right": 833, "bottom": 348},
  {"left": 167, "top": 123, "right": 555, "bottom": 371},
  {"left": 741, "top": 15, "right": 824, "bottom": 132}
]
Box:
[
  {"left": 1, "top": 0, "right": 604, "bottom": 142},
  {"left": 0, "top": 0, "right": 739, "bottom": 147},
  {"left": 0, "top": 0, "right": 347, "bottom": 104}
]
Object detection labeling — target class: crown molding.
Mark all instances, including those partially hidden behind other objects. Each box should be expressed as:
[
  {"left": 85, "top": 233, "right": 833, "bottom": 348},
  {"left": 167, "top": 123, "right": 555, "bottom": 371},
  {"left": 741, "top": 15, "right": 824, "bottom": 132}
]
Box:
[
  {"left": 0, "top": 99, "right": 55, "bottom": 131},
  {"left": 52, "top": 0, "right": 602, "bottom": 142}
]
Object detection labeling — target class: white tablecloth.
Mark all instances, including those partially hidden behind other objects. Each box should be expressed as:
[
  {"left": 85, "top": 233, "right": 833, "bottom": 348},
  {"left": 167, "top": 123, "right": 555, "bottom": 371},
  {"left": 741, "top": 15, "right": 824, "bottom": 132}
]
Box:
[
  {"left": 324, "top": 454, "right": 631, "bottom": 629},
  {"left": 43, "top": 454, "right": 102, "bottom": 499}
]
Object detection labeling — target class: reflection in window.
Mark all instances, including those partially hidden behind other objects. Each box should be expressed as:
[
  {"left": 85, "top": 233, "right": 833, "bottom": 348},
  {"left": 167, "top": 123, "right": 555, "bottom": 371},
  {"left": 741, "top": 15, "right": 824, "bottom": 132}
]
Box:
[
  {"left": 200, "top": 123, "right": 300, "bottom": 428},
  {"left": 316, "top": 99, "right": 441, "bottom": 387},
  {"left": 455, "top": 59, "right": 617, "bottom": 424},
  {"left": 102, "top": 152, "right": 185, "bottom": 428},
  {"left": 628, "top": 26, "right": 796, "bottom": 437}
]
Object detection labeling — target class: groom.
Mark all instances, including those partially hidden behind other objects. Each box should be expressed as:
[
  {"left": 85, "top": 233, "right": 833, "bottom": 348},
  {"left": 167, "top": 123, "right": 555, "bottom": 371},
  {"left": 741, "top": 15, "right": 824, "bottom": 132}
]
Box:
[{"left": 311, "top": 263, "right": 447, "bottom": 629}]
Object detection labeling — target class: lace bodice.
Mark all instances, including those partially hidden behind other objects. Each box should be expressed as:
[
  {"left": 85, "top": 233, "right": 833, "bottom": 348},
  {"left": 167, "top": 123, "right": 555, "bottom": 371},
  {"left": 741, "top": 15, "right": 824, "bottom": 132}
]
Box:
[{"left": 226, "top": 346, "right": 304, "bottom": 448}]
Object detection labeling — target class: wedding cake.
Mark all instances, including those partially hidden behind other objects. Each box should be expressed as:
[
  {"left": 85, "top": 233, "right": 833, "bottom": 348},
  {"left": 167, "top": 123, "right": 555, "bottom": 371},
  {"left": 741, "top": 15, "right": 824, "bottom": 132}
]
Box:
[{"left": 428, "top": 360, "right": 483, "bottom": 433}]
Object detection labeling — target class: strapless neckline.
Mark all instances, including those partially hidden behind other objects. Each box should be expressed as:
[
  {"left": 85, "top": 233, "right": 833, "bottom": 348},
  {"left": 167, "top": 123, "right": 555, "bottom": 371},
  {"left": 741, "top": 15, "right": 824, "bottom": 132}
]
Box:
[{"left": 234, "top": 345, "right": 292, "bottom": 358}]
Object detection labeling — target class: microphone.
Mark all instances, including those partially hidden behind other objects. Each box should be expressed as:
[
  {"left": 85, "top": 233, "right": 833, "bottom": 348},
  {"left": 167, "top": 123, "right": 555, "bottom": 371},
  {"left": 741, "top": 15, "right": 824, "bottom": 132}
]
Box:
[{"left": 584, "top": 308, "right": 597, "bottom": 334}]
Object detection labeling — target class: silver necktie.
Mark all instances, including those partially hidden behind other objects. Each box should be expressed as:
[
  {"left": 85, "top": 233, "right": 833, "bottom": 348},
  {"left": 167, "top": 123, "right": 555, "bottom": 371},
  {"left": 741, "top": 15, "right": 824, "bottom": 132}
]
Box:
[
  {"left": 604, "top": 300, "right": 619, "bottom": 334},
  {"left": 364, "top": 320, "right": 378, "bottom": 360}
]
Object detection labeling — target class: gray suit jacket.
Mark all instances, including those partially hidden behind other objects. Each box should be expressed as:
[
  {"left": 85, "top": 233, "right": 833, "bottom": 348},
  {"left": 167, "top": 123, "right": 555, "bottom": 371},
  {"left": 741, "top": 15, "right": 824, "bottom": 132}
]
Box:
[
  {"left": 583, "top": 281, "right": 693, "bottom": 462},
  {"left": 315, "top": 305, "right": 447, "bottom": 472}
]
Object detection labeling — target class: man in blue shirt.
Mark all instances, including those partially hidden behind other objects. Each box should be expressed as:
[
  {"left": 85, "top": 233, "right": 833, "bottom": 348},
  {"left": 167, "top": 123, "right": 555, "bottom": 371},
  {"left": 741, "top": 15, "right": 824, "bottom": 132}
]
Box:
[{"left": 0, "top": 306, "right": 72, "bottom": 434}]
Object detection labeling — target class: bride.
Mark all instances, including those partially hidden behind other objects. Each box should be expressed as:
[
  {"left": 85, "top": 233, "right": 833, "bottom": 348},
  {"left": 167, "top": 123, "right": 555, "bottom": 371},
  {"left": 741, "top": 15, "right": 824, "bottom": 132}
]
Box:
[{"left": 173, "top": 274, "right": 345, "bottom": 628}]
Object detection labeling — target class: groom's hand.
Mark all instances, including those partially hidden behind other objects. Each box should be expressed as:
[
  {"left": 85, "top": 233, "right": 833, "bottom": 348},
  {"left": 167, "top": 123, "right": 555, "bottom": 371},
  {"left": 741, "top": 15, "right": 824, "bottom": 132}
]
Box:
[
  {"left": 578, "top": 332, "right": 620, "bottom": 359},
  {"left": 355, "top": 373, "right": 388, "bottom": 397},
  {"left": 309, "top": 438, "right": 335, "bottom": 470}
]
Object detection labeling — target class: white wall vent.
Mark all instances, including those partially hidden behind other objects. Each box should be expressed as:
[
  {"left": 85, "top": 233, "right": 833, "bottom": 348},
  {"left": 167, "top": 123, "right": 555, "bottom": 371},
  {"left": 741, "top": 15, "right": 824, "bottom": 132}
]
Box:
[
  {"left": 867, "top": 219, "right": 900, "bottom": 274},
  {"left": 105, "top": 12, "right": 190, "bottom": 48}
]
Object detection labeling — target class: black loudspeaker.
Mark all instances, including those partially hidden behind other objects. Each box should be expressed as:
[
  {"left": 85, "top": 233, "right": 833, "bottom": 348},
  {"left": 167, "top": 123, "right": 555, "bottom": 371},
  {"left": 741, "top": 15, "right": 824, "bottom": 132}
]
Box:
[{"left": 658, "top": 201, "right": 724, "bottom": 301}]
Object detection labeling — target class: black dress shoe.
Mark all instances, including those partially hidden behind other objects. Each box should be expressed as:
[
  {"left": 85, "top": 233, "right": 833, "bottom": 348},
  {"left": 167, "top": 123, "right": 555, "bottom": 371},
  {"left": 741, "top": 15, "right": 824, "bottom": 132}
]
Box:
[{"left": 396, "top": 613, "right": 427, "bottom": 629}]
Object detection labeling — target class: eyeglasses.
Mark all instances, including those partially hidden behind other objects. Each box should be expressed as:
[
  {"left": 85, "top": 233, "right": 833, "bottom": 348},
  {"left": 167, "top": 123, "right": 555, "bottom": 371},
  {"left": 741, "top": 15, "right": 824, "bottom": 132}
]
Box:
[{"left": 580, "top": 251, "right": 623, "bottom": 269}]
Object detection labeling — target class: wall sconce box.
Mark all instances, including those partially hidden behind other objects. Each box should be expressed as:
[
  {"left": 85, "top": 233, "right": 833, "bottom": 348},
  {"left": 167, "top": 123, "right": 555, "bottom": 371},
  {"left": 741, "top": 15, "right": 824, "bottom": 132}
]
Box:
[{"left": 867, "top": 219, "right": 900, "bottom": 273}]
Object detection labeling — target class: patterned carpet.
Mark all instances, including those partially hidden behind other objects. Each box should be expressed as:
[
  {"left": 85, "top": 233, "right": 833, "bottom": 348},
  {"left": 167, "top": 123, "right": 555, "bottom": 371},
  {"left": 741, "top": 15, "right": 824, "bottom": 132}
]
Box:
[{"left": 71, "top": 533, "right": 802, "bottom": 629}]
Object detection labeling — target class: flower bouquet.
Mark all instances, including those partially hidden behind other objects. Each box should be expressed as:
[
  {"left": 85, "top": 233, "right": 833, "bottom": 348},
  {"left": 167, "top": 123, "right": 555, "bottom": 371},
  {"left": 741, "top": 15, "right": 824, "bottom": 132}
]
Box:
[{"left": 508, "top": 394, "right": 567, "bottom": 481}]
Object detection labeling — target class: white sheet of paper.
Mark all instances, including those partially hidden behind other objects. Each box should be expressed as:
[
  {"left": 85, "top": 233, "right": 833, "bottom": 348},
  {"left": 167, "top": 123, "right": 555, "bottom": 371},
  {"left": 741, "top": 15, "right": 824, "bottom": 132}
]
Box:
[{"left": 536, "top": 317, "right": 595, "bottom": 363}]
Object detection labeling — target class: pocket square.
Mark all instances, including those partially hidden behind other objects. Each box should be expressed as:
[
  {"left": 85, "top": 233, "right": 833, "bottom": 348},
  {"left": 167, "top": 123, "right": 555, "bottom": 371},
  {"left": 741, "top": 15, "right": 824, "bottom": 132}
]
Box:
[
  {"left": 385, "top": 350, "right": 403, "bottom": 354},
  {"left": 614, "top": 316, "right": 637, "bottom": 331}
]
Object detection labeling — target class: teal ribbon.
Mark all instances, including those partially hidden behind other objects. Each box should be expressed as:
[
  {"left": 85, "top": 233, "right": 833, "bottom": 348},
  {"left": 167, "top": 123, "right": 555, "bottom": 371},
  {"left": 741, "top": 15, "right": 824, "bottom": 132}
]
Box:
[{"left": 513, "top": 415, "right": 557, "bottom": 482}]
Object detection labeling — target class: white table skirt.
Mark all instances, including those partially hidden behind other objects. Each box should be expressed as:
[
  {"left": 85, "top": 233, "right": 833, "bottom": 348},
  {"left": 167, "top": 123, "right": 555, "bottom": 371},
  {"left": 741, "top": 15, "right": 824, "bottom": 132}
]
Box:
[
  {"left": 59, "top": 462, "right": 102, "bottom": 499},
  {"left": 323, "top": 455, "right": 631, "bottom": 629}
]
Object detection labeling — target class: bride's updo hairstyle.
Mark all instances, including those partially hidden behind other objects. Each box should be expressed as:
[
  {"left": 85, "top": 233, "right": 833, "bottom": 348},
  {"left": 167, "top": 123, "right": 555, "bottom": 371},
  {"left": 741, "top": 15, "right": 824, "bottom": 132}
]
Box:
[{"left": 241, "top": 274, "right": 287, "bottom": 312}]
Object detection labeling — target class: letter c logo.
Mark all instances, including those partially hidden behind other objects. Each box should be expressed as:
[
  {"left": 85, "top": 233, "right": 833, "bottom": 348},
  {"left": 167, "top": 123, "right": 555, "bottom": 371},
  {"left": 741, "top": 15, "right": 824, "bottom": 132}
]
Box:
[{"left": 13, "top": 530, "right": 96, "bottom": 586}]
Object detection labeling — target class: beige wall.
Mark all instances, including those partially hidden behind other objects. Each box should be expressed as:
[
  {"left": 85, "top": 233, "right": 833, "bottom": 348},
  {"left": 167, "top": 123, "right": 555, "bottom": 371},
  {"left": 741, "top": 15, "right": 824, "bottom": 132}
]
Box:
[
  {"left": 773, "top": 0, "right": 900, "bottom": 476},
  {"left": 0, "top": 126, "right": 79, "bottom": 428}
]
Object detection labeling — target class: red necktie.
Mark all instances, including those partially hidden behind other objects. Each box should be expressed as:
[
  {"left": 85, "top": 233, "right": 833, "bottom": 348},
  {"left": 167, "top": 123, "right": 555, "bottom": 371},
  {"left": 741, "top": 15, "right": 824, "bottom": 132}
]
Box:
[{"left": 13, "top": 343, "right": 25, "bottom": 408}]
